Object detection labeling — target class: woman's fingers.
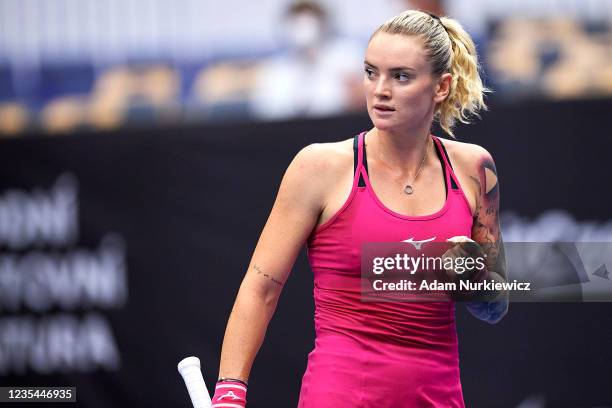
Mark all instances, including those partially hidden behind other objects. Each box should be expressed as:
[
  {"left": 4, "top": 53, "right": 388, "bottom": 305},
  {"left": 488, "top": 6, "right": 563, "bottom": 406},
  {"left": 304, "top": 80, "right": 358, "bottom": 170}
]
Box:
[
  {"left": 443, "top": 236, "right": 486, "bottom": 280},
  {"left": 446, "top": 236, "right": 485, "bottom": 259}
]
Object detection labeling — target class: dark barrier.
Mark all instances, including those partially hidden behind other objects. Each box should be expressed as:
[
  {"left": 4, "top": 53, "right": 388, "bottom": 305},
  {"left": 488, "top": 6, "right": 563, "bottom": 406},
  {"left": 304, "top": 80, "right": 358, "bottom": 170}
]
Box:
[{"left": 1, "top": 98, "right": 611, "bottom": 407}]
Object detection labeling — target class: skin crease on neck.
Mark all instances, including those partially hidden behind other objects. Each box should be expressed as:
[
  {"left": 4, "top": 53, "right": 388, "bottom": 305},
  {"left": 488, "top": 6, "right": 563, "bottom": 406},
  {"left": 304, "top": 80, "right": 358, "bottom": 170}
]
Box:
[{"left": 363, "top": 32, "right": 452, "bottom": 179}]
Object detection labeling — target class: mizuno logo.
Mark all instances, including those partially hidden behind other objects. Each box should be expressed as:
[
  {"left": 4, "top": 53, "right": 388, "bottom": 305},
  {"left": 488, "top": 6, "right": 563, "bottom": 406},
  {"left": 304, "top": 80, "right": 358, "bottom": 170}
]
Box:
[
  {"left": 402, "top": 237, "right": 436, "bottom": 250},
  {"left": 219, "top": 391, "right": 242, "bottom": 401}
]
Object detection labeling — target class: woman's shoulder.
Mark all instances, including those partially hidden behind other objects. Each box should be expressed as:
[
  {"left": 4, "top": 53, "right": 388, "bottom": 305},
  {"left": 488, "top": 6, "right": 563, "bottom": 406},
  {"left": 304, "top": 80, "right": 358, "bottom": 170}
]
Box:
[
  {"left": 275, "top": 138, "right": 355, "bottom": 214},
  {"left": 282, "top": 138, "right": 354, "bottom": 199},
  {"left": 291, "top": 138, "right": 354, "bottom": 174},
  {"left": 435, "top": 136, "right": 496, "bottom": 174}
]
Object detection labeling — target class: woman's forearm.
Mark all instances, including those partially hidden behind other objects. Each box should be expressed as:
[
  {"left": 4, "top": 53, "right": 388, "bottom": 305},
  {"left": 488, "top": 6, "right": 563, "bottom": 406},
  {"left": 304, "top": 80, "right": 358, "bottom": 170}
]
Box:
[
  {"left": 217, "top": 279, "right": 281, "bottom": 382},
  {"left": 466, "top": 270, "right": 509, "bottom": 324}
]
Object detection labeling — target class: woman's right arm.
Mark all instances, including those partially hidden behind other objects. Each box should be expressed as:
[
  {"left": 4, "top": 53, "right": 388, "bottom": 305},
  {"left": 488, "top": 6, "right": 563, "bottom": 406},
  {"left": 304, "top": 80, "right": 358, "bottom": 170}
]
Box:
[{"left": 215, "top": 143, "right": 334, "bottom": 384}]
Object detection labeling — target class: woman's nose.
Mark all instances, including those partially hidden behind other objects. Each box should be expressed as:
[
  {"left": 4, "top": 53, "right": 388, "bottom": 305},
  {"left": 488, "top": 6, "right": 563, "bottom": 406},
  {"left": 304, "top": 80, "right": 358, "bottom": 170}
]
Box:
[{"left": 374, "top": 78, "right": 391, "bottom": 98}]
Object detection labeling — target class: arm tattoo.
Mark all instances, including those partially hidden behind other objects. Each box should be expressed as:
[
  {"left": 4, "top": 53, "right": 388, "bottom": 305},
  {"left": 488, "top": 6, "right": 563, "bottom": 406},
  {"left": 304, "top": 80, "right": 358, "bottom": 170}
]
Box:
[
  {"left": 467, "top": 154, "right": 508, "bottom": 323},
  {"left": 471, "top": 159, "right": 502, "bottom": 269},
  {"left": 253, "top": 263, "right": 284, "bottom": 287}
]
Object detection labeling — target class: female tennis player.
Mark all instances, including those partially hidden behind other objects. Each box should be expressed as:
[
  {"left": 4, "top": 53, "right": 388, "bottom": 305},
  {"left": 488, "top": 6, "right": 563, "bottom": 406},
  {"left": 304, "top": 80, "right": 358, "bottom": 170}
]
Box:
[{"left": 210, "top": 10, "right": 509, "bottom": 407}]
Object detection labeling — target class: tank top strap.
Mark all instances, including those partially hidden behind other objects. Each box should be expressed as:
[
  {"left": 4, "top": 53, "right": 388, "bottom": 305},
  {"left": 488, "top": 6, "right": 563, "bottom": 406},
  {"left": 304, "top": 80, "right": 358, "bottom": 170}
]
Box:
[
  {"left": 353, "top": 132, "right": 368, "bottom": 187},
  {"left": 431, "top": 135, "right": 460, "bottom": 191}
]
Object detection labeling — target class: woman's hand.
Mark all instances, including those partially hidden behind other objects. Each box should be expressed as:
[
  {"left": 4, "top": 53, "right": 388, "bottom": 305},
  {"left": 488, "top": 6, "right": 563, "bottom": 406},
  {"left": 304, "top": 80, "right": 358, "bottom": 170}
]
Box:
[{"left": 442, "top": 235, "right": 489, "bottom": 300}]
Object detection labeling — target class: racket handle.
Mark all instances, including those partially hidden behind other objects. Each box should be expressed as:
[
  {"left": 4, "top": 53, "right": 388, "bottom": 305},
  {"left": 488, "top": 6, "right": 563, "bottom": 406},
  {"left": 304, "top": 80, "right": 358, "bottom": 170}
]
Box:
[{"left": 178, "top": 356, "right": 213, "bottom": 408}]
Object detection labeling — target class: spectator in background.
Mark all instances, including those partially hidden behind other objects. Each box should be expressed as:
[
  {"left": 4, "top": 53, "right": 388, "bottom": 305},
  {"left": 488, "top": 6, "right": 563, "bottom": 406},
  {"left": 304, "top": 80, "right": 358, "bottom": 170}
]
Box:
[
  {"left": 401, "top": 0, "right": 446, "bottom": 16},
  {"left": 249, "top": 0, "right": 364, "bottom": 121}
]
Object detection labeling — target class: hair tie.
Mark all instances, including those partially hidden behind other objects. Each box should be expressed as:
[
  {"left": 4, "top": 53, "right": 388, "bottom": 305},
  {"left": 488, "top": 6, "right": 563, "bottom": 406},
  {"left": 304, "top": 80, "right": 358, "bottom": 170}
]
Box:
[
  {"left": 425, "top": 11, "right": 450, "bottom": 36},
  {"left": 425, "top": 11, "right": 440, "bottom": 21}
]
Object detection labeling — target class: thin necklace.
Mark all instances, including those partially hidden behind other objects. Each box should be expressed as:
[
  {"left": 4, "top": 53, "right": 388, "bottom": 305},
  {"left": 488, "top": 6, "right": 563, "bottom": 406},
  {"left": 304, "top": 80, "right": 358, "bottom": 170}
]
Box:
[{"left": 403, "top": 138, "right": 430, "bottom": 195}]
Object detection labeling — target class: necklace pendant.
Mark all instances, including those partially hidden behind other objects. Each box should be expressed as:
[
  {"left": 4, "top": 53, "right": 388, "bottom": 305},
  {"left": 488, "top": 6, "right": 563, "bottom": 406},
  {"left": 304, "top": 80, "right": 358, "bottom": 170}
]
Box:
[{"left": 404, "top": 185, "right": 413, "bottom": 195}]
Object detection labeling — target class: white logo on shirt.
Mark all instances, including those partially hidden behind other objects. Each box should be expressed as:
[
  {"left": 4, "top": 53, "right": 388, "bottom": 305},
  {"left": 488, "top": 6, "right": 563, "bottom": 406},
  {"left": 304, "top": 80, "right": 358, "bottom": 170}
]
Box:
[{"left": 402, "top": 237, "right": 436, "bottom": 250}]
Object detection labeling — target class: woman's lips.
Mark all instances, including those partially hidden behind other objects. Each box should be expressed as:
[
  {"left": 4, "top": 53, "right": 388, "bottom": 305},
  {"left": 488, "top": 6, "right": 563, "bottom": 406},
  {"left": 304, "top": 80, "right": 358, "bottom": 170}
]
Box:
[{"left": 373, "top": 105, "right": 395, "bottom": 115}]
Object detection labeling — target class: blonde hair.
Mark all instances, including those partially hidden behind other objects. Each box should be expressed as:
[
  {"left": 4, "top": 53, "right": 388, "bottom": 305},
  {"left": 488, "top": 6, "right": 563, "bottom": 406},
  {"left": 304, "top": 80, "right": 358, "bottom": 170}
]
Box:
[{"left": 372, "top": 10, "right": 489, "bottom": 137}]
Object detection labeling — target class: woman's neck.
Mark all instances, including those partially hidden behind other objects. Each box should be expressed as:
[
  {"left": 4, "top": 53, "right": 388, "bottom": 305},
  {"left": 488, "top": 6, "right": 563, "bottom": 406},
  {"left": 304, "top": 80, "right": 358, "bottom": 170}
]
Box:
[{"left": 368, "top": 126, "right": 434, "bottom": 176}]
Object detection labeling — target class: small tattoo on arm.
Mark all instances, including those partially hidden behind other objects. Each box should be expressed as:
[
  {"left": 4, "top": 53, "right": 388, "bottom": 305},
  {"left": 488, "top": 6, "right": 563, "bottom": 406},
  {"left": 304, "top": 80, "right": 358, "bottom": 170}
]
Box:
[{"left": 253, "top": 263, "right": 284, "bottom": 287}]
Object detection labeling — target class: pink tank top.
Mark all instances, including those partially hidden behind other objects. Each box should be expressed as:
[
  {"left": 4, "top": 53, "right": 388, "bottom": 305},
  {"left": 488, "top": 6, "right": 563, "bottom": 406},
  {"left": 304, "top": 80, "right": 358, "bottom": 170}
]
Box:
[{"left": 297, "top": 132, "right": 473, "bottom": 407}]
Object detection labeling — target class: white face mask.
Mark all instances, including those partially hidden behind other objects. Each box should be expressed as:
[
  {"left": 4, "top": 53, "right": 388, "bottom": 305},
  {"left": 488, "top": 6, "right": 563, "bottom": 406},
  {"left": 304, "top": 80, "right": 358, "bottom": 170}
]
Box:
[{"left": 285, "top": 13, "right": 324, "bottom": 49}]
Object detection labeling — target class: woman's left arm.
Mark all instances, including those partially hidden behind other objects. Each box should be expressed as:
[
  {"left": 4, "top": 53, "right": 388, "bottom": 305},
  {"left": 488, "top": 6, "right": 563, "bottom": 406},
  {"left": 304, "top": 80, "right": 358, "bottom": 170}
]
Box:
[{"left": 466, "top": 147, "right": 509, "bottom": 324}]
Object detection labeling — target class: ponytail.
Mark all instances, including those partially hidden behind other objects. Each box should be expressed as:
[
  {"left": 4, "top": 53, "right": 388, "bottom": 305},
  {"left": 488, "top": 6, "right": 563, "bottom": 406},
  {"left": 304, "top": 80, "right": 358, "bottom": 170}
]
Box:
[{"left": 438, "top": 16, "right": 489, "bottom": 137}]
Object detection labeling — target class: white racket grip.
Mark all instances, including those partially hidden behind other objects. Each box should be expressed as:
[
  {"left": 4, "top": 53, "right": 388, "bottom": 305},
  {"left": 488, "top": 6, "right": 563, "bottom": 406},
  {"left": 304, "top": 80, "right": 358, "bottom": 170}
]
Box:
[{"left": 178, "top": 356, "right": 213, "bottom": 408}]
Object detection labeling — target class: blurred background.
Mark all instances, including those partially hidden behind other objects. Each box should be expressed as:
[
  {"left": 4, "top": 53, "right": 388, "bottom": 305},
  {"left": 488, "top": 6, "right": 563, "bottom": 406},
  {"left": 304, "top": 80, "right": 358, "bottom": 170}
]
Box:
[
  {"left": 0, "top": 0, "right": 611, "bottom": 407},
  {"left": 0, "top": 0, "right": 611, "bottom": 135}
]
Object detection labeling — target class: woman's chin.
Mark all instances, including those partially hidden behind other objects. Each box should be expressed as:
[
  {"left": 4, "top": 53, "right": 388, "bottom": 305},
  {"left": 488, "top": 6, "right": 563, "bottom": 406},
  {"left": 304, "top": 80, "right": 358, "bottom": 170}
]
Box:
[{"left": 371, "top": 118, "right": 396, "bottom": 132}]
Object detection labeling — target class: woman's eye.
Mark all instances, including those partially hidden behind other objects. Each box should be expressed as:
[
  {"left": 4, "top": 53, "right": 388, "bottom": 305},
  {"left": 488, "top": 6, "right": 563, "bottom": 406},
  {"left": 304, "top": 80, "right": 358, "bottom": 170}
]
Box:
[
  {"left": 364, "top": 68, "right": 375, "bottom": 78},
  {"left": 396, "top": 73, "right": 411, "bottom": 81}
]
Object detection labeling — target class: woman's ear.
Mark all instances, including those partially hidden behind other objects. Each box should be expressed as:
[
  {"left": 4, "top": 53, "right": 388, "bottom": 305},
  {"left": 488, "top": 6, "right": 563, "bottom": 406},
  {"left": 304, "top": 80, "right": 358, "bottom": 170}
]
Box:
[{"left": 434, "top": 73, "right": 452, "bottom": 103}]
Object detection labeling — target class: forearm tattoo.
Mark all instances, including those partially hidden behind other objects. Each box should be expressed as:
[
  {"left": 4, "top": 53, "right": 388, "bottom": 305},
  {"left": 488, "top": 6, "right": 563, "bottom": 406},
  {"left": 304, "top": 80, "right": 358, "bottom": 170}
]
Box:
[{"left": 253, "top": 263, "right": 284, "bottom": 287}]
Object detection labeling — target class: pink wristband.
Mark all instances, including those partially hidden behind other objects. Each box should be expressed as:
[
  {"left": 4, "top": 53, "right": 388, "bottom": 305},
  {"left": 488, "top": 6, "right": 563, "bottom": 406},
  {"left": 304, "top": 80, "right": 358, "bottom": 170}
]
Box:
[{"left": 211, "top": 380, "right": 247, "bottom": 408}]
